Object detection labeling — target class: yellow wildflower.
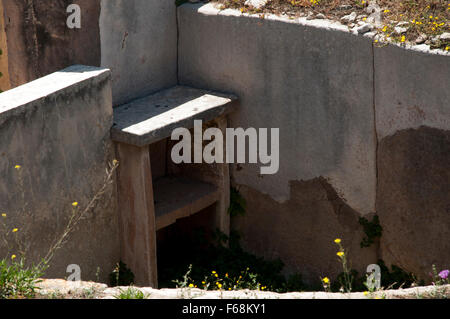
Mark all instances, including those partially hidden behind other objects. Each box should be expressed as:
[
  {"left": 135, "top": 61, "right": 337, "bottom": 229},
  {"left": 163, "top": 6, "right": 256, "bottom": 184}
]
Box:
[
  {"left": 364, "top": 291, "right": 369, "bottom": 296},
  {"left": 14, "top": 165, "right": 21, "bottom": 169},
  {"left": 12, "top": 228, "right": 18, "bottom": 233},
  {"left": 401, "top": 36, "right": 406, "bottom": 42},
  {"left": 1, "top": 213, "right": 6, "bottom": 217},
  {"left": 337, "top": 251, "right": 345, "bottom": 257},
  {"left": 212, "top": 270, "right": 216, "bottom": 274},
  {"left": 322, "top": 277, "right": 330, "bottom": 284},
  {"left": 188, "top": 284, "right": 194, "bottom": 288},
  {"left": 334, "top": 238, "right": 341, "bottom": 244},
  {"left": 11, "top": 254, "right": 16, "bottom": 260},
  {"left": 72, "top": 202, "right": 78, "bottom": 207}
]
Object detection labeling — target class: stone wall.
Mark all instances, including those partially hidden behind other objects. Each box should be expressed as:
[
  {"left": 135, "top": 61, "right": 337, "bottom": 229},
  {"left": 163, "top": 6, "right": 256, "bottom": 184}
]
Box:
[
  {"left": 178, "top": 3, "right": 378, "bottom": 284},
  {"left": 0, "top": 1, "right": 448, "bottom": 286},
  {"left": 0, "top": 0, "right": 178, "bottom": 106},
  {"left": 374, "top": 45, "right": 450, "bottom": 280},
  {"left": 0, "top": 65, "right": 119, "bottom": 282},
  {"left": 1, "top": 0, "right": 101, "bottom": 88},
  {"left": 99, "top": 0, "right": 178, "bottom": 106},
  {"left": 178, "top": 3, "right": 449, "bottom": 283}
]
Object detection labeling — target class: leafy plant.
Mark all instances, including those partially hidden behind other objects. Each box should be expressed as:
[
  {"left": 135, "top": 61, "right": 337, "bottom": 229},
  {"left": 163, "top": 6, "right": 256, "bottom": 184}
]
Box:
[
  {"left": 0, "top": 161, "right": 119, "bottom": 299},
  {"left": 359, "top": 215, "right": 382, "bottom": 248},
  {"left": 109, "top": 260, "right": 135, "bottom": 287},
  {"left": 228, "top": 187, "right": 246, "bottom": 217},
  {"left": 175, "top": 0, "right": 189, "bottom": 7}
]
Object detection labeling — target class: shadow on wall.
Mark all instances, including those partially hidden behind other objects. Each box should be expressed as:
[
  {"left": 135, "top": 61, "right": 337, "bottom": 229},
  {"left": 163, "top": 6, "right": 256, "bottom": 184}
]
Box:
[{"left": 231, "top": 178, "right": 379, "bottom": 286}]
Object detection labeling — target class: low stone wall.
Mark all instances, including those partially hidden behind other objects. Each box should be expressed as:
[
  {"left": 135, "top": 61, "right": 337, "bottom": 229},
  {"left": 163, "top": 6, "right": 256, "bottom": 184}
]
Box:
[
  {"left": 35, "top": 279, "right": 450, "bottom": 299},
  {"left": 99, "top": 0, "right": 178, "bottom": 106},
  {"left": 178, "top": 3, "right": 450, "bottom": 283},
  {"left": 0, "top": 65, "right": 119, "bottom": 282}
]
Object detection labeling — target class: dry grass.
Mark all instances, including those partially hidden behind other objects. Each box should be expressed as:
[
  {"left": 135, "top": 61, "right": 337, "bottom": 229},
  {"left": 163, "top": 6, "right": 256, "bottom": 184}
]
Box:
[{"left": 215, "top": 0, "right": 450, "bottom": 49}]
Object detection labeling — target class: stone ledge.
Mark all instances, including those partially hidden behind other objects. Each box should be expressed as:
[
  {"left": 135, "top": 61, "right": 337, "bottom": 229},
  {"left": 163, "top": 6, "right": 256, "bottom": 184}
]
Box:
[
  {"left": 35, "top": 279, "right": 450, "bottom": 299},
  {"left": 111, "top": 85, "right": 237, "bottom": 147}
]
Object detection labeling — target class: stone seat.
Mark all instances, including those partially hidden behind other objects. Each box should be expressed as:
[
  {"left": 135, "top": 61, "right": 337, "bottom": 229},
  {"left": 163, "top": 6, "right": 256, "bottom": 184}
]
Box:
[
  {"left": 111, "top": 85, "right": 237, "bottom": 146},
  {"left": 111, "top": 85, "right": 237, "bottom": 287}
]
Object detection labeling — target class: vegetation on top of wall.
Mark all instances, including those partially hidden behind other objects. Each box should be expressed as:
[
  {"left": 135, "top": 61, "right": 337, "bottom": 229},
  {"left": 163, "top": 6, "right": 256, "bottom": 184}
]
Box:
[
  {"left": 216, "top": 0, "right": 449, "bottom": 50},
  {"left": 114, "top": 286, "right": 148, "bottom": 299}
]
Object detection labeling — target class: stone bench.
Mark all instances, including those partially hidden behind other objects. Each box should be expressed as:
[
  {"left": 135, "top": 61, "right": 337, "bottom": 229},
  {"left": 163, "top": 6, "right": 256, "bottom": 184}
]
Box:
[{"left": 111, "top": 85, "right": 237, "bottom": 287}]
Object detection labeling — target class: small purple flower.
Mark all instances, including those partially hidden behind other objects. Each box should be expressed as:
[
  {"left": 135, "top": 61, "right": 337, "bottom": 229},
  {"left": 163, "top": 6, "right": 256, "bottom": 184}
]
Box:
[{"left": 438, "top": 269, "right": 449, "bottom": 279}]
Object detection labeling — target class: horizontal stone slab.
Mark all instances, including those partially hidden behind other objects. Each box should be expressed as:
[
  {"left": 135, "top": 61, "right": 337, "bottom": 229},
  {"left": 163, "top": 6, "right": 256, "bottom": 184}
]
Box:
[
  {"left": 111, "top": 85, "right": 237, "bottom": 146},
  {"left": 154, "top": 176, "right": 219, "bottom": 231}
]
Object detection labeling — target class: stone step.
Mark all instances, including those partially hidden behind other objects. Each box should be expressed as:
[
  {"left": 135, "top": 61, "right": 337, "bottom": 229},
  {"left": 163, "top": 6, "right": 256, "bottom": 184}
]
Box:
[
  {"left": 111, "top": 85, "right": 237, "bottom": 147},
  {"left": 153, "top": 176, "right": 219, "bottom": 230}
]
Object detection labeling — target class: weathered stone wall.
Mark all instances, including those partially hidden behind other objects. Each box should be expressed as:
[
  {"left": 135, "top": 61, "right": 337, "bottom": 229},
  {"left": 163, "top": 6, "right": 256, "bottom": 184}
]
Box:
[
  {"left": 99, "top": 0, "right": 178, "bottom": 106},
  {"left": 0, "top": 65, "right": 119, "bottom": 282},
  {"left": 374, "top": 45, "right": 450, "bottom": 281},
  {"left": 178, "top": 3, "right": 378, "bottom": 284},
  {"left": 0, "top": 1, "right": 11, "bottom": 92},
  {"left": 178, "top": 3, "right": 449, "bottom": 283}
]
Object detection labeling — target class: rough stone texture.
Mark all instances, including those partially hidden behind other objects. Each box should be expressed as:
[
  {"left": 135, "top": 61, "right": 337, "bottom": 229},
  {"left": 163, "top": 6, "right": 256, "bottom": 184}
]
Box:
[
  {"left": 0, "top": 65, "right": 119, "bottom": 282},
  {"left": 374, "top": 44, "right": 450, "bottom": 140},
  {"left": 35, "top": 279, "right": 450, "bottom": 299},
  {"left": 178, "top": 3, "right": 377, "bottom": 216},
  {"left": 99, "top": 0, "right": 178, "bottom": 106},
  {"left": 374, "top": 44, "right": 450, "bottom": 282},
  {"left": 1, "top": 0, "right": 101, "bottom": 88}
]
